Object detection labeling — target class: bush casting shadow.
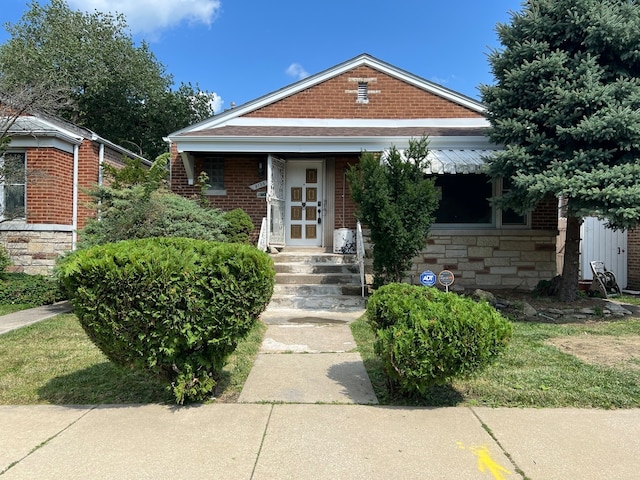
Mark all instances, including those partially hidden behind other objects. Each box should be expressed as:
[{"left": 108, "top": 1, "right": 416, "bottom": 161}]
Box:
[
  {"left": 359, "top": 357, "right": 465, "bottom": 406},
  {"left": 37, "top": 363, "right": 173, "bottom": 405}
]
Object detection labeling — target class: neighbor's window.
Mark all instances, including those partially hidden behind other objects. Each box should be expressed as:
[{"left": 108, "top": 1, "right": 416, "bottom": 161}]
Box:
[
  {"left": 202, "top": 157, "right": 225, "bottom": 194},
  {"left": 0, "top": 152, "right": 26, "bottom": 220}
]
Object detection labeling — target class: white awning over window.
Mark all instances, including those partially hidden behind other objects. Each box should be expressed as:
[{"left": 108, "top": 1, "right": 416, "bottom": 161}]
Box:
[
  {"left": 384, "top": 149, "right": 498, "bottom": 174},
  {"left": 426, "top": 149, "right": 495, "bottom": 174}
]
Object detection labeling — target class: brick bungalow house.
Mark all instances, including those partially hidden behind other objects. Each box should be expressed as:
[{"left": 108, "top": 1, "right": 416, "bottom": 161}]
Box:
[
  {"left": 167, "top": 54, "right": 559, "bottom": 290},
  {"left": 1, "top": 112, "right": 150, "bottom": 274}
]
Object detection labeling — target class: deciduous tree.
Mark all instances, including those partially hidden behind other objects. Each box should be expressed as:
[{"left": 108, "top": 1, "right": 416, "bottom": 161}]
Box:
[{"left": 0, "top": 0, "right": 216, "bottom": 159}]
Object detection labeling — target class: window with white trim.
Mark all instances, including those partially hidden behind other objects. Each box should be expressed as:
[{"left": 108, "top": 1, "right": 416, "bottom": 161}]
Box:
[
  {"left": 0, "top": 152, "right": 26, "bottom": 220},
  {"left": 202, "top": 157, "right": 225, "bottom": 195}
]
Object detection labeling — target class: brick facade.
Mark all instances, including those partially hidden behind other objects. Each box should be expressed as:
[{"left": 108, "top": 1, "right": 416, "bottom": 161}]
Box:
[
  {"left": 2, "top": 120, "right": 145, "bottom": 273},
  {"left": 628, "top": 228, "right": 640, "bottom": 289},
  {"left": 170, "top": 151, "right": 269, "bottom": 235},
  {"left": 247, "top": 66, "right": 483, "bottom": 120},
  {"left": 25, "top": 147, "right": 74, "bottom": 225}
]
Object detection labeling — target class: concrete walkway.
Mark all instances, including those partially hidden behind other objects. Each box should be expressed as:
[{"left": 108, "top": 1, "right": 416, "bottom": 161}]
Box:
[
  {"left": 1, "top": 305, "right": 640, "bottom": 478},
  {"left": 0, "top": 301, "right": 71, "bottom": 336},
  {"left": 240, "top": 308, "right": 376, "bottom": 404}
]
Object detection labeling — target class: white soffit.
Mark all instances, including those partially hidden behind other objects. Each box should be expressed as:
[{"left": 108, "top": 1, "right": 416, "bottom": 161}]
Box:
[{"left": 226, "top": 118, "right": 491, "bottom": 128}]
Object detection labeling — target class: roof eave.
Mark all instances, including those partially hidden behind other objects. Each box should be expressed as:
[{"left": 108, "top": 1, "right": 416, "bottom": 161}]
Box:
[{"left": 171, "top": 135, "right": 498, "bottom": 154}]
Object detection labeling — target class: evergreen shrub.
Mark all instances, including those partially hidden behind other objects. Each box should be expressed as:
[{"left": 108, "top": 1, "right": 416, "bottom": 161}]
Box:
[
  {"left": 366, "top": 284, "right": 512, "bottom": 396},
  {"left": 0, "top": 273, "right": 66, "bottom": 305},
  {"left": 57, "top": 237, "right": 275, "bottom": 403},
  {"left": 0, "top": 246, "right": 11, "bottom": 279},
  {"left": 222, "top": 208, "right": 254, "bottom": 244}
]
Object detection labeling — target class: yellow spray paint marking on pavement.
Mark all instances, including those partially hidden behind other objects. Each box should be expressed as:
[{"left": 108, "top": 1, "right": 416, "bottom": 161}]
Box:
[{"left": 456, "top": 442, "right": 512, "bottom": 480}]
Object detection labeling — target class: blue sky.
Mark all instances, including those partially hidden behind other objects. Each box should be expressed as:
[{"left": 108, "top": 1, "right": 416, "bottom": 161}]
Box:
[{"left": 1, "top": 1, "right": 524, "bottom": 113}]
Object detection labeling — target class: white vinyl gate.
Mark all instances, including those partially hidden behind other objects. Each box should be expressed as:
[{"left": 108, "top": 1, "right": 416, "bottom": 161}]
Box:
[{"left": 580, "top": 217, "right": 627, "bottom": 288}]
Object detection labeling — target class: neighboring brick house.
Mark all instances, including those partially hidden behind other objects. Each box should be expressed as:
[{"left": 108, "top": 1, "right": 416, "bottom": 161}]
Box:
[
  {"left": 1, "top": 112, "right": 150, "bottom": 274},
  {"left": 167, "top": 54, "right": 559, "bottom": 290}
]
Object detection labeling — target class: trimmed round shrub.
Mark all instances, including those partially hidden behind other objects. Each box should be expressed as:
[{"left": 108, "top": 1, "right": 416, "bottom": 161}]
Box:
[
  {"left": 366, "top": 284, "right": 512, "bottom": 396},
  {"left": 57, "top": 237, "right": 275, "bottom": 403},
  {"left": 222, "top": 208, "right": 254, "bottom": 244}
]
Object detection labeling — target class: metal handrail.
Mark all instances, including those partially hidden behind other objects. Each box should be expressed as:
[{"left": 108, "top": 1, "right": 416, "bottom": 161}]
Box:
[
  {"left": 257, "top": 217, "right": 268, "bottom": 251},
  {"left": 356, "top": 220, "right": 365, "bottom": 297}
]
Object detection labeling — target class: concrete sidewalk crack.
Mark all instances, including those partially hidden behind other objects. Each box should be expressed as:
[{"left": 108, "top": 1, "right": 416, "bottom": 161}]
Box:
[
  {"left": 469, "top": 407, "right": 529, "bottom": 480},
  {"left": 0, "top": 405, "right": 99, "bottom": 476},
  {"left": 250, "top": 404, "right": 274, "bottom": 479}
]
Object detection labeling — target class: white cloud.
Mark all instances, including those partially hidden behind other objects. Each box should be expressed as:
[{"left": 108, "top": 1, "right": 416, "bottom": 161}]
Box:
[
  {"left": 206, "top": 92, "right": 224, "bottom": 114},
  {"left": 429, "top": 74, "right": 458, "bottom": 86},
  {"left": 67, "top": 0, "right": 221, "bottom": 36},
  {"left": 286, "top": 63, "right": 309, "bottom": 81}
]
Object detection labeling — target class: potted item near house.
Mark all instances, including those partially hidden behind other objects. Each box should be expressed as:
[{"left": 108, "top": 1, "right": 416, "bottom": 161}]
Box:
[{"left": 333, "top": 227, "right": 356, "bottom": 254}]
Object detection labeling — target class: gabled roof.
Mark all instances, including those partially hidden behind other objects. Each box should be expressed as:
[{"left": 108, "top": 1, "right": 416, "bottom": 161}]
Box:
[
  {"left": 169, "top": 53, "right": 486, "bottom": 138},
  {"left": 5, "top": 111, "right": 150, "bottom": 164}
]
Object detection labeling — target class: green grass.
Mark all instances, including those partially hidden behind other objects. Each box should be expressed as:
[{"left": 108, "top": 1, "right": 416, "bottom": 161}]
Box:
[
  {"left": 0, "top": 314, "right": 266, "bottom": 405},
  {"left": 618, "top": 294, "right": 640, "bottom": 306},
  {"left": 0, "top": 304, "right": 34, "bottom": 316},
  {"left": 351, "top": 315, "right": 640, "bottom": 408}
]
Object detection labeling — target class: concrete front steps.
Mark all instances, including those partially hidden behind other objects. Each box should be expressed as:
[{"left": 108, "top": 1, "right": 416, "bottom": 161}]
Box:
[{"left": 265, "top": 249, "right": 366, "bottom": 312}]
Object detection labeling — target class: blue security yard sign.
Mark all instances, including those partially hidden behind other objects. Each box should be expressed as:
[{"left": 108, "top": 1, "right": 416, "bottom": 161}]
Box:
[{"left": 420, "top": 270, "right": 437, "bottom": 287}]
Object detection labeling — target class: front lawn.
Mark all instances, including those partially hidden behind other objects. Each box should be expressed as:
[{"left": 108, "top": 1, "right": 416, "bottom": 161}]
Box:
[
  {"left": 352, "top": 314, "right": 640, "bottom": 408},
  {"left": 0, "top": 314, "right": 265, "bottom": 404}
]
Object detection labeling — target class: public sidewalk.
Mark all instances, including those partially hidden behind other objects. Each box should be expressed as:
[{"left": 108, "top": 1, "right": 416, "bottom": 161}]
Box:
[
  {"left": 2, "top": 404, "right": 639, "bottom": 479},
  {"left": 1, "top": 305, "right": 640, "bottom": 478}
]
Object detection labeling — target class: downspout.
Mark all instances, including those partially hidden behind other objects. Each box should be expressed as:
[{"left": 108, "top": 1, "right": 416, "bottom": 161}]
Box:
[
  {"left": 72, "top": 144, "right": 79, "bottom": 250},
  {"left": 98, "top": 143, "right": 104, "bottom": 186},
  {"left": 97, "top": 143, "right": 104, "bottom": 219},
  {"left": 163, "top": 137, "right": 172, "bottom": 188}
]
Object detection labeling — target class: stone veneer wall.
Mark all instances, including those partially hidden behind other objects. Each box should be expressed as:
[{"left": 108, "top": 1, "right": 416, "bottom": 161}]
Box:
[
  {"left": 404, "top": 230, "right": 558, "bottom": 290},
  {"left": 0, "top": 229, "right": 73, "bottom": 275}
]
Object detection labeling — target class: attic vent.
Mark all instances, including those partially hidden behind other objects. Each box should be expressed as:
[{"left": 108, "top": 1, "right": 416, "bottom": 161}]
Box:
[{"left": 357, "top": 82, "right": 369, "bottom": 104}]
